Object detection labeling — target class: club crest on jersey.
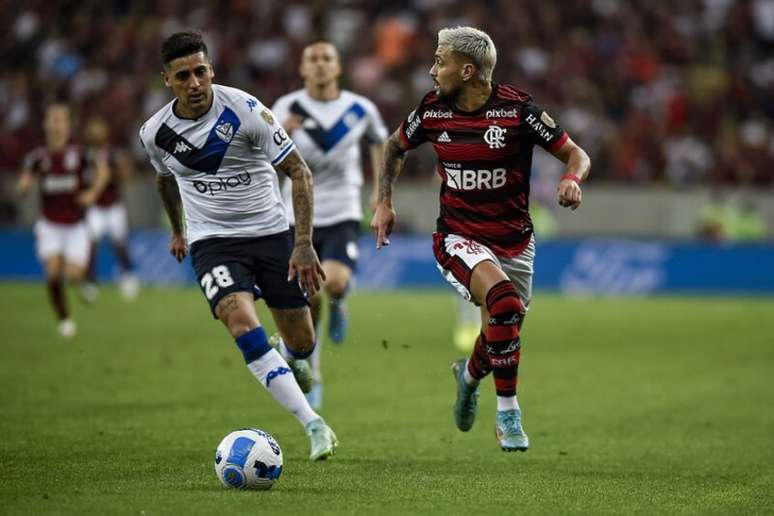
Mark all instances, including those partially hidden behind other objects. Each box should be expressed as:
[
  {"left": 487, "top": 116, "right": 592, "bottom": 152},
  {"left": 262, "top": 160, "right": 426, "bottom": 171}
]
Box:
[
  {"left": 484, "top": 125, "right": 507, "bottom": 149},
  {"left": 214, "top": 121, "right": 235, "bottom": 143},
  {"left": 260, "top": 109, "right": 274, "bottom": 125}
]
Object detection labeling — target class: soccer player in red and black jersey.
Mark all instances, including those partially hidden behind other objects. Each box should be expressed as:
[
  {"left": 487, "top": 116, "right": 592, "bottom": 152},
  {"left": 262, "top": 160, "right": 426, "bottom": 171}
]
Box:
[
  {"left": 83, "top": 116, "right": 140, "bottom": 302},
  {"left": 371, "top": 27, "right": 591, "bottom": 452},
  {"left": 17, "top": 102, "right": 109, "bottom": 338}
]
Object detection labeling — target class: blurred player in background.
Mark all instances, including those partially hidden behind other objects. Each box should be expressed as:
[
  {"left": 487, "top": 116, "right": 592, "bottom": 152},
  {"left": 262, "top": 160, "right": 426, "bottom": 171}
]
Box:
[
  {"left": 17, "top": 102, "right": 110, "bottom": 338},
  {"left": 139, "top": 31, "right": 337, "bottom": 461},
  {"left": 82, "top": 116, "right": 140, "bottom": 302},
  {"left": 372, "top": 27, "right": 591, "bottom": 451},
  {"left": 272, "top": 40, "right": 388, "bottom": 409}
]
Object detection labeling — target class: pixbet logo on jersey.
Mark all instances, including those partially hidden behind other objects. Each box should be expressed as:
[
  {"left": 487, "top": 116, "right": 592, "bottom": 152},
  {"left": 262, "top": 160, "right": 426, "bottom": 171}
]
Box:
[
  {"left": 193, "top": 172, "right": 252, "bottom": 196},
  {"left": 445, "top": 167, "right": 507, "bottom": 190}
]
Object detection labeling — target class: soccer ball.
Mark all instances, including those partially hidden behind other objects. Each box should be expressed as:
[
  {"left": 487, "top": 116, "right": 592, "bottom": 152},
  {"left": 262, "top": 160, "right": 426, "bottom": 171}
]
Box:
[{"left": 214, "top": 428, "right": 283, "bottom": 490}]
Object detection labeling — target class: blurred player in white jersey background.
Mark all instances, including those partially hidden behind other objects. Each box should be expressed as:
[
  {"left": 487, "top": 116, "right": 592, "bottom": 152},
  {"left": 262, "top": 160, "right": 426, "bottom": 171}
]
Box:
[{"left": 272, "top": 40, "right": 388, "bottom": 409}]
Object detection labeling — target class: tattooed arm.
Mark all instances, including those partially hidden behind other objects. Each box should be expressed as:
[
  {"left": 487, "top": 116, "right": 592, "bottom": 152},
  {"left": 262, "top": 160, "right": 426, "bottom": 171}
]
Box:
[
  {"left": 370, "top": 130, "right": 409, "bottom": 249},
  {"left": 156, "top": 174, "right": 187, "bottom": 262},
  {"left": 274, "top": 149, "right": 325, "bottom": 295}
]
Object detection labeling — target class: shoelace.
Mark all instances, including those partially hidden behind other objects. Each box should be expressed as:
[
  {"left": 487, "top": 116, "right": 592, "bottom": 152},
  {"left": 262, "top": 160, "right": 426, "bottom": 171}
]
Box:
[{"left": 498, "top": 412, "right": 522, "bottom": 436}]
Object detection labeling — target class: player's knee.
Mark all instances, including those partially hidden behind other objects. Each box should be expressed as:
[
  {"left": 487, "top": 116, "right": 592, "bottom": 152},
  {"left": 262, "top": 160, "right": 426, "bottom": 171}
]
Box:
[
  {"left": 485, "top": 280, "right": 524, "bottom": 325},
  {"left": 65, "top": 266, "right": 86, "bottom": 283},
  {"left": 325, "top": 277, "right": 349, "bottom": 299},
  {"left": 282, "top": 329, "right": 315, "bottom": 358}
]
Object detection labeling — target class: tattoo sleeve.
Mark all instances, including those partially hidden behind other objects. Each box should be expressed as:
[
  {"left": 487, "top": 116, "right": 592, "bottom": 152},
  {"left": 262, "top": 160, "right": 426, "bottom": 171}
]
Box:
[
  {"left": 275, "top": 149, "right": 313, "bottom": 246},
  {"left": 156, "top": 174, "right": 184, "bottom": 235},
  {"left": 377, "top": 131, "right": 408, "bottom": 205}
]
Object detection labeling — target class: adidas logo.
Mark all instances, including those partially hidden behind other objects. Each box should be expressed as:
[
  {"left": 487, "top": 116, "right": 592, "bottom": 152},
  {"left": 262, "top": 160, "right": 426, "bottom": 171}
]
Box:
[
  {"left": 173, "top": 141, "right": 191, "bottom": 154},
  {"left": 437, "top": 131, "right": 451, "bottom": 143}
]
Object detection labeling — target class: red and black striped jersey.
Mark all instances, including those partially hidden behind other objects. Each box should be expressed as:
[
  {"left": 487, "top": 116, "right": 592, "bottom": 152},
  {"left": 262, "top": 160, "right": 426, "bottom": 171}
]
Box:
[
  {"left": 23, "top": 145, "right": 89, "bottom": 224},
  {"left": 398, "top": 84, "right": 568, "bottom": 257}
]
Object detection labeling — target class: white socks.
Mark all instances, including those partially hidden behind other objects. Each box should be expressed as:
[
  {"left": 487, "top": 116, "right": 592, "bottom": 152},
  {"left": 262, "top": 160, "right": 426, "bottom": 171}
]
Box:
[
  {"left": 462, "top": 360, "right": 479, "bottom": 387},
  {"left": 496, "top": 395, "right": 520, "bottom": 412},
  {"left": 247, "top": 349, "right": 318, "bottom": 426}
]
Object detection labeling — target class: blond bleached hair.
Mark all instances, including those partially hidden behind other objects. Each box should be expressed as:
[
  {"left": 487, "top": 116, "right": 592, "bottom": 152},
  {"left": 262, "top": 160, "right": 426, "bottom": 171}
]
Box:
[{"left": 437, "top": 26, "right": 497, "bottom": 82}]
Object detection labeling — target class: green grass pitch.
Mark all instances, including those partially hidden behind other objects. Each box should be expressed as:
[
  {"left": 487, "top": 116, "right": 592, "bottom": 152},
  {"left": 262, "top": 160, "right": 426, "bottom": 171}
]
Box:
[{"left": 1, "top": 282, "right": 773, "bottom": 514}]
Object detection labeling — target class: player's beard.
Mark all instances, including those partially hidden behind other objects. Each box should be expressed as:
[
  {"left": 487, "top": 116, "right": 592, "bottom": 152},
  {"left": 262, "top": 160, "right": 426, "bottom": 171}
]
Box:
[{"left": 437, "top": 83, "right": 462, "bottom": 102}]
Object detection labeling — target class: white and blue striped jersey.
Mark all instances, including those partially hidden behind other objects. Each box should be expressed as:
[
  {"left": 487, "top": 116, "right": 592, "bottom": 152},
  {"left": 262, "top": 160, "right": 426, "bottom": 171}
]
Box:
[
  {"left": 272, "top": 89, "right": 388, "bottom": 227},
  {"left": 139, "top": 84, "right": 295, "bottom": 244}
]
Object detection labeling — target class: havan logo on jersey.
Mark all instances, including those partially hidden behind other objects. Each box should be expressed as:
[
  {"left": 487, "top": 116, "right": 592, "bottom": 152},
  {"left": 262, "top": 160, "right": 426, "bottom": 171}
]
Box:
[
  {"left": 193, "top": 172, "right": 252, "bottom": 196},
  {"left": 524, "top": 112, "right": 556, "bottom": 144},
  {"left": 155, "top": 107, "right": 242, "bottom": 174},
  {"left": 445, "top": 167, "right": 507, "bottom": 190}
]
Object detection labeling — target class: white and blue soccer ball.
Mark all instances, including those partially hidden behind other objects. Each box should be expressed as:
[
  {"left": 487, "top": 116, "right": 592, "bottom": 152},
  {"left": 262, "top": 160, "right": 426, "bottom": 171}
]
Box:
[{"left": 214, "top": 428, "right": 283, "bottom": 490}]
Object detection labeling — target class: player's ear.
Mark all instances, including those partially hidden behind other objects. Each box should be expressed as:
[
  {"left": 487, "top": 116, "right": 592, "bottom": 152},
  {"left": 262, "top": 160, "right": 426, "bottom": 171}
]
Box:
[
  {"left": 161, "top": 70, "right": 170, "bottom": 88},
  {"left": 461, "top": 63, "right": 476, "bottom": 82}
]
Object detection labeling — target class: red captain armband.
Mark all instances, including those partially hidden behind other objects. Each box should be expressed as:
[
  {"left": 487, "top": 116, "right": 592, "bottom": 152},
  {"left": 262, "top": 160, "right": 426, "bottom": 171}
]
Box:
[{"left": 561, "top": 174, "right": 581, "bottom": 184}]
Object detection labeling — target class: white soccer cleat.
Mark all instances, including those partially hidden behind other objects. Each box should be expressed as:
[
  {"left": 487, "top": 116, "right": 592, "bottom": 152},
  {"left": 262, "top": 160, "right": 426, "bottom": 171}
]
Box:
[
  {"left": 79, "top": 283, "right": 99, "bottom": 304},
  {"left": 119, "top": 274, "right": 140, "bottom": 301},
  {"left": 57, "top": 319, "right": 76, "bottom": 339},
  {"left": 304, "top": 418, "right": 338, "bottom": 461}
]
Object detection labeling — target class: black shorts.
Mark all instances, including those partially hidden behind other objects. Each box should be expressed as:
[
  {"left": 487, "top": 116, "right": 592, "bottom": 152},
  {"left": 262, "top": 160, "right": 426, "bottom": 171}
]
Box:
[
  {"left": 292, "top": 220, "right": 360, "bottom": 270},
  {"left": 190, "top": 231, "right": 308, "bottom": 317}
]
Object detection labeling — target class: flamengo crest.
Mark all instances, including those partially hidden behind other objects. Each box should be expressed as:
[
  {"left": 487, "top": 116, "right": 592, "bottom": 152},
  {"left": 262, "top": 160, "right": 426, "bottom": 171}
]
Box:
[{"left": 484, "top": 125, "right": 507, "bottom": 149}]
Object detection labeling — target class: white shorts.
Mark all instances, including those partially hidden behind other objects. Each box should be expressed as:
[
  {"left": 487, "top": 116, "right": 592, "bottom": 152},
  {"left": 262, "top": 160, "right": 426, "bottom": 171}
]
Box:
[
  {"left": 87, "top": 203, "right": 129, "bottom": 242},
  {"left": 35, "top": 218, "right": 91, "bottom": 267},
  {"left": 433, "top": 233, "right": 535, "bottom": 308}
]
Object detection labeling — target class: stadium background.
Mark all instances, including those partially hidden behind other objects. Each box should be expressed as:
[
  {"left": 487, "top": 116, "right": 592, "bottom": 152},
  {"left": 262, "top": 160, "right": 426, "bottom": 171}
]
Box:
[
  {"left": 1, "top": 1, "right": 773, "bottom": 514},
  {"left": 2, "top": 0, "right": 774, "bottom": 292}
]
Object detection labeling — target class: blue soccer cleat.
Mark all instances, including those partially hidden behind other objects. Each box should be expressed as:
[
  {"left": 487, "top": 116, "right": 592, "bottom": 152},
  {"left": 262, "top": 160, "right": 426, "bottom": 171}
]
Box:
[
  {"left": 451, "top": 359, "right": 479, "bottom": 432},
  {"left": 495, "top": 408, "right": 529, "bottom": 452},
  {"left": 305, "top": 381, "right": 323, "bottom": 410},
  {"left": 328, "top": 300, "right": 348, "bottom": 344}
]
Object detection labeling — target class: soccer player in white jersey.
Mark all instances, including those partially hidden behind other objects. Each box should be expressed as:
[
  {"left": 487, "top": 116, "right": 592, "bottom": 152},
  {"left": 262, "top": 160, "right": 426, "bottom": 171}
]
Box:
[
  {"left": 138, "top": 32, "right": 337, "bottom": 461},
  {"left": 272, "top": 40, "right": 388, "bottom": 409}
]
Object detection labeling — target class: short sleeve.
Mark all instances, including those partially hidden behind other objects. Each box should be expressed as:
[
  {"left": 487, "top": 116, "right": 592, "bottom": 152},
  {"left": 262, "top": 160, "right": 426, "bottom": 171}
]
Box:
[
  {"left": 247, "top": 104, "right": 296, "bottom": 166},
  {"left": 521, "top": 101, "right": 568, "bottom": 151},
  {"left": 363, "top": 99, "right": 389, "bottom": 145},
  {"left": 139, "top": 123, "right": 173, "bottom": 176},
  {"left": 398, "top": 100, "right": 430, "bottom": 150},
  {"left": 270, "top": 96, "right": 291, "bottom": 132}
]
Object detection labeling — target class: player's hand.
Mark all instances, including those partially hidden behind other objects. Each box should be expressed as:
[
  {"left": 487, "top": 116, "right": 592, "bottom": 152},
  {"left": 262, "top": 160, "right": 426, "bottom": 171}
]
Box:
[
  {"left": 283, "top": 115, "right": 303, "bottom": 134},
  {"left": 77, "top": 190, "right": 98, "bottom": 207},
  {"left": 557, "top": 176, "right": 582, "bottom": 210},
  {"left": 288, "top": 242, "right": 326, "bottom": 296},
  {"left": 169, "top": 233, "right": 188, "bottom": 263},
  {"left": 370, "top": 202, "right": 396, "bottom": 249}
]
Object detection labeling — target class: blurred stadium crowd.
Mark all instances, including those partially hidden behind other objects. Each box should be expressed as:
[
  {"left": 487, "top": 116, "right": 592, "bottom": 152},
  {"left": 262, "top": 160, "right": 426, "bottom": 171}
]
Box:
[{"left": 2, "top": 0, "right": 774, "bottom": 189}]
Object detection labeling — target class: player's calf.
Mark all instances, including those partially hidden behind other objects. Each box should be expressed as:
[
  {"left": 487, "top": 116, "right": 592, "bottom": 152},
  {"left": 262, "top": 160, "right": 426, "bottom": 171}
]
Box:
[{"left": 483, "top": 280, "right": 524, "bottom": 397}]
